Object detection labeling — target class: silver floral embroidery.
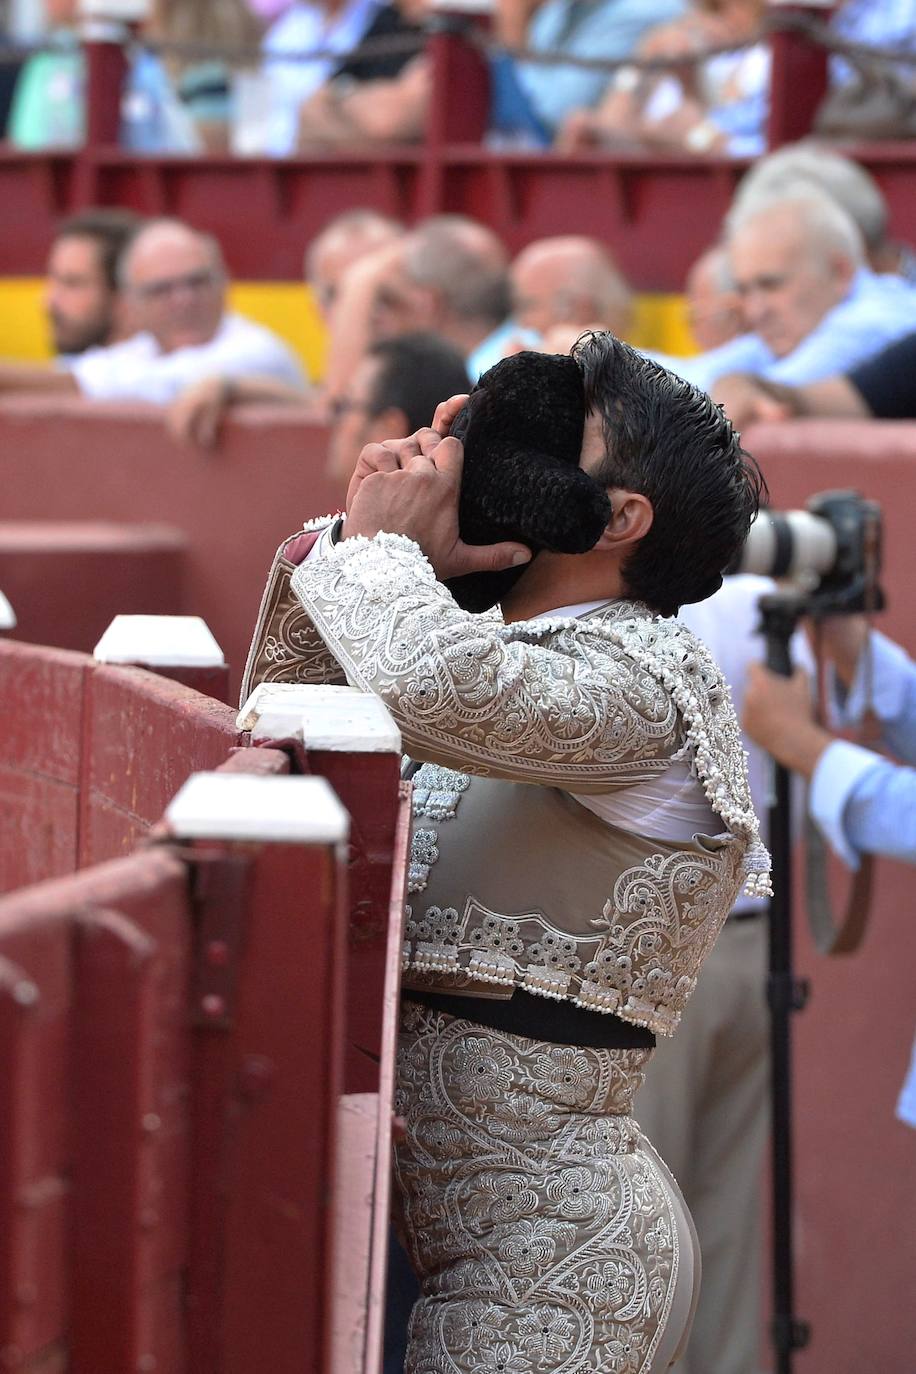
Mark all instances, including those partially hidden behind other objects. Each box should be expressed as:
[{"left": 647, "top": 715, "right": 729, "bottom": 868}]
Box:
[
  {"left": 394, "top": 1005, "right": 683, "bottom": 1374},
  {"left": 253, "top": 532, "right": 769, "bottom": 1036},
  {"left": 291, "top": 533, "right": 769, "bottom": 893},
  {"left": 412, "top": 762, "right": 472, "bottom": 820},
  {"left": 408, "top": 827, "right": 440, "bottom": 894}
]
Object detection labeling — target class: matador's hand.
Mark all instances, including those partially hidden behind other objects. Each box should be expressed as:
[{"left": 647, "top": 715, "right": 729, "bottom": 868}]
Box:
[{"left": 342, "top": 433, "right": 532, "bottom": 581}]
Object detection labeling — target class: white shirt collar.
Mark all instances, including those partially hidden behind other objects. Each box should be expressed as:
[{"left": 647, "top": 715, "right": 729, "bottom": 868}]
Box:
[{"left": 533, "top": 599, "right": 609, "bottom": 620}]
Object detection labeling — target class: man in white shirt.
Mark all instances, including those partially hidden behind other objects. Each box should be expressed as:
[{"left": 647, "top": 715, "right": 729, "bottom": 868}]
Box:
[{"left": 0, "top": 218, "right": 306, "bottom": 406}]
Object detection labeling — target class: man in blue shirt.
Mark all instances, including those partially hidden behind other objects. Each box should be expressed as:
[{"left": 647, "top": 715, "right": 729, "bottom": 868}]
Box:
[
  {"left": 743, "top": 613, "right": 916, "bottom": 1128},
  {"left": 659, "top": 190, "right": 916, "bottom": 395}
]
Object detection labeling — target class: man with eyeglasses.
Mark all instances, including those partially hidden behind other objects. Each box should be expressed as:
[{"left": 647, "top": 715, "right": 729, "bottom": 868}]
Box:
[{"left": 0, "top": 217, "right": 306, "bottom": 406}]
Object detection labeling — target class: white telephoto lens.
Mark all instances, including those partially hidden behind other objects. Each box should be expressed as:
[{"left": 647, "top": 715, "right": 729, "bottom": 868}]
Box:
[{"left": 738, "top": 510, "right": 837, "bottom": 582}]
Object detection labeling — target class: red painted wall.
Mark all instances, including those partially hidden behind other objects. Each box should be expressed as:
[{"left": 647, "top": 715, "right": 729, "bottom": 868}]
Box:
[
  {"left": 2, "top": 402, "right": 916, "bottom": 1371},
  {"left": 0, "top": 397, "right": 340, "bottom": 703}
]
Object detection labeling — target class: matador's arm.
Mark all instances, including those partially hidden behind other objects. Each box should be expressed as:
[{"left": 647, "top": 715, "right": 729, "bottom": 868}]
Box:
[{"left": 290, "top": 531, "right": 683, "bottom": 792}]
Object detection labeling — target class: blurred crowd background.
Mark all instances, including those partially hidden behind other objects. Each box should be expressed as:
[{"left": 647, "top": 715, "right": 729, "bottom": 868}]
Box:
[{"left": 0, "top": 0, "right": 915, "bottom": 158}]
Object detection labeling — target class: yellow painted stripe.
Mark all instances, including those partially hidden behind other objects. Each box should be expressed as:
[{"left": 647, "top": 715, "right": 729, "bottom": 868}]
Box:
[{"left": 0, "top": 279, "right": 699, "bottom": 370}]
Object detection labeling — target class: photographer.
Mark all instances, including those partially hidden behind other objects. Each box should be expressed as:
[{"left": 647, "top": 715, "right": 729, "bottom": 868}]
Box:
[
  {"left": 744, "top": 615, "right": 916, "bottom": 868},
  {"left": 744, "top": 614, "right": 916, "bottom": 1132}
]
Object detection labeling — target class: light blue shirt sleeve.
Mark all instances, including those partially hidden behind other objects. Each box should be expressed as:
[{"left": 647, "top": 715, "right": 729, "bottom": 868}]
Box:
[
  {"left": 897, "top": 1033, "right": 916, "bottom": 1130},
  {"left": 809, "top": 739, "right": 916, "bottom": 869},
  {"left": 809, "top": 630, "right": 916, "bottom": 867},
  {"left": 837, "top": 630, "right": 916, "bottom": 767},
  {"left": 517, "top": 0, "right": 685, "bottom": 132},
  {"left": 653, "top": 333, "right": 771, "bottom": 391}
]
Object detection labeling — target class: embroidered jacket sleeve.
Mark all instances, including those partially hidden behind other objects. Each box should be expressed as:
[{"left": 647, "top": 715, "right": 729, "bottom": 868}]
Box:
[
  {"left": 290, "top": 532, "right": 684, "bottom": 791},
  {"left": 239, "top": 522, "right": 347, "bottom": 702}
]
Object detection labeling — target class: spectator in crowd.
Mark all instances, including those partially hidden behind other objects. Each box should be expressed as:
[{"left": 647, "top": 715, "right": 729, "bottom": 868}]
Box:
[
  {"left": 0, "top": 218, "right": 306, "bottom": 403},
  {"left": 166, "top": 210, "right": 404, "bottom": 444},
  {"left": 44, "top": 208, "right": 141, "bottom": 356},
  {"left": 658, "top": 189, "right": 916, "bottom": 394},
  {"left": 326, "top": 331, "right": 469, "bottom": 486},
  {"left": 684, "top": 243, "right": 744, "bottom": 350},
  {"left": 829, "top": 0, "right": 916, "bottom": 90},
  {"left": 557, "top": 0, "right": 769, "bottom": 156},
  {"left": 151, "top": 0, "right": 263, "bottom": 155},
  {"left": 8, "top": 0, "right": 200, "bottom": 151},
  {"left": 488, "top": 0, "right": 684, "bottom": 146},
  {"left": 294, "top": 0, "right": 428, "bottom": 149},
  {"left": 730, "top": 141, "right": 916, "bottom": 282},
  {"left": 306, "top": 208, "right": 404, "bottom": 321},
  {"left": 715, "top": 332, "right": 916, "bottom": 427},
  {"left": 260, "top": 0, "right": 389, "bottom": 155},
  {"left": 509, "top": 235, "right": 633, "bottom": 348},
  {"left": 322, "top": 215, "right": 532, "bottom": 401}
]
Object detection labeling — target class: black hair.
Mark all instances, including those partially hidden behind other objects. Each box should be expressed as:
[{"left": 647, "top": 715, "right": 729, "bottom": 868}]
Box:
[
  {"left": 367, "top": 332, "right": 471, "bottom": 433},
  {"left": 54, "top": 208, "right": 144, "bottom": 292},
  {"left": 573, "top": 331, "right": 766, "bottom": 616}
]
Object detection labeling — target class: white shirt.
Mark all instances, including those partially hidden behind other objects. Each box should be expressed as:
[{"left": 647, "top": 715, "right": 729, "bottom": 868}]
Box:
[{"left": 68, "top": 311, "right": 305, "bottom": 405}]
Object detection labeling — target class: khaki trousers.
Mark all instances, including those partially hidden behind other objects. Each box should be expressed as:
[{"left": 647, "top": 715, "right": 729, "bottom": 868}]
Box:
[{"left": 633, "top": 916, "right": 770, "bottom": 1374}]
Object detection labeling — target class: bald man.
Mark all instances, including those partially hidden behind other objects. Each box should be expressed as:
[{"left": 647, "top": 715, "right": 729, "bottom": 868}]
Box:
[
  {"left": 322, "top": 214, "right": 533, "bottom": 400},
  {"left": 0, "top": 218, "right": 305, "bottom": 404},
  {"left": 305, "top": 208, "right": 404, "bottom": 322},
  {"left": 511, "top": 235, "right": 633, "bottom": 344}
]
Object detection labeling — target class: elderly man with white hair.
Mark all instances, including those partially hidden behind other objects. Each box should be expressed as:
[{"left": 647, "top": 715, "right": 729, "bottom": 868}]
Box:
[
  {"left": 657, "top": 189, "right": 916, "bottom": 394},
  {"left": 0, "top": 218, "right": 306, "bottom": 405}
]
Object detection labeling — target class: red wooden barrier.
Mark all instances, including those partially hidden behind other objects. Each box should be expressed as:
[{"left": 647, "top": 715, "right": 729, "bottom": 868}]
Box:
[
  {"left": 0, "top": 399, "right": 336, "bottom": 702},
  {"left": 0, "top": 639, "right": 243, "bottom": 891},
  {"left": 80, "top": 664, "right": 241, "bottom": 867},
  {"left": 0, "top": 641, "right": 88, "bottom": 891},
  {"left": 0, "top": 652, "right": 410, "bottom": 1373},
  {"left": 0, "top": 522, "right": 187, "bottom": 660}
]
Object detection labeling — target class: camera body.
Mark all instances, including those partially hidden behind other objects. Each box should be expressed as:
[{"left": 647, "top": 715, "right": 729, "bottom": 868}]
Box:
[{"left": 731, "top": 488, "right": 883, "bottom": 615}]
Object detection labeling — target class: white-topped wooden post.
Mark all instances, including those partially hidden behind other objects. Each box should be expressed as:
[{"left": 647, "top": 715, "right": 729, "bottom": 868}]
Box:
[
  {"left": 163, "top": 766, "right": 352, "bottom": 1374},
  {"left": 0, "top": 590, "right": 16, "bottom": 633},
  {"left": 235, "top": 685, "right": 408, "bottom": 1374},
  {"left": 165, "top": 771, "right": 349, "bottom": 850},
  {"left": 94, "top": 614, "right": 230, "bottom": 702}
]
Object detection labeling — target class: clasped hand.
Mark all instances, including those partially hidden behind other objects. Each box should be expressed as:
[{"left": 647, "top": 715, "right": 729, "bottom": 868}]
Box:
[{"left": 341, "top": 396, "right": 531, "bottom": 581}]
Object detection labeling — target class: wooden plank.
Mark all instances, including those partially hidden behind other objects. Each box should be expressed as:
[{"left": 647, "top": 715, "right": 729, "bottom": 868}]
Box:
[
  {"left": 80, "top": 664, "right": 241, "bottom": 868},
  {"left": 0, "top": 848, "right": 193, "bottom": 1374},
  {"left": 0, "top": 921, "right": 72, "bottom": 1367},
  {"left": 182, "top": 839, "right": 348, "bottom": 1374},
  {"left": 0, "top": 642, "right": 88, "bottom": 892}
]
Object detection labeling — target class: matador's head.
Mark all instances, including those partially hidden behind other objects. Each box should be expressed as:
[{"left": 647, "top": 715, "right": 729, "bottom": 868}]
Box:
[{"left": 445, "top": 350, "right": 612, "bottom": 612}]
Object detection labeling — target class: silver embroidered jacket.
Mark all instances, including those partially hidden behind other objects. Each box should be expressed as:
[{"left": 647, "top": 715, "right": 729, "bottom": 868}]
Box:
[{"left": 243, "top": 523, "right": 771, "bottom": 1038}]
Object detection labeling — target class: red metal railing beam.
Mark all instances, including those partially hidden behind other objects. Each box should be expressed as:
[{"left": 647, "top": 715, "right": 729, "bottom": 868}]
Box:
[{"left": 766, "top": 1, "right": 835, "bottom": 149}]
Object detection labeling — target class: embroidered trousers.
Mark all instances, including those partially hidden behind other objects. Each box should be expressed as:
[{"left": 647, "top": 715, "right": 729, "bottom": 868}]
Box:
[{"left": 393, "top": 1003, "right": 701, "bottom": 1374}]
